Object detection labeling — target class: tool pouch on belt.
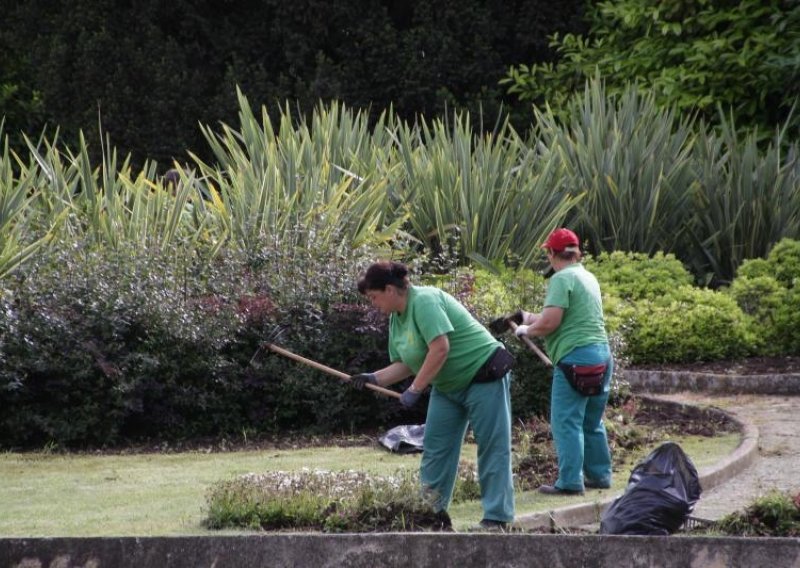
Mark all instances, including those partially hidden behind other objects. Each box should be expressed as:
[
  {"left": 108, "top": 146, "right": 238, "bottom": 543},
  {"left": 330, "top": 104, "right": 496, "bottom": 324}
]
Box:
[
  {"left": 557, "top": 362, "right": 607, "bottom": 396},
  {"left": 472, "top": 347, "right": 515, "bottom": 384}
]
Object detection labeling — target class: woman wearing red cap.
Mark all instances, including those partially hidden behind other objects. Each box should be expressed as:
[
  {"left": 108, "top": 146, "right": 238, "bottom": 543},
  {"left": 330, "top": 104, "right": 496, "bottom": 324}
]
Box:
[{"left": 513, "top": 228, "right": 613, "bottom": 495}]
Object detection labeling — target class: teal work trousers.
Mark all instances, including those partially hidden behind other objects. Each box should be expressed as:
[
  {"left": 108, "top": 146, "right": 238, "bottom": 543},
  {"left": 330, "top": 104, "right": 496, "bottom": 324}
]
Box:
[
  {"left": 551, "top": 343, "right": 613, "bottom": 491},
  {"left": 420, "top": 373, "right": 515, "bottom": 523}
]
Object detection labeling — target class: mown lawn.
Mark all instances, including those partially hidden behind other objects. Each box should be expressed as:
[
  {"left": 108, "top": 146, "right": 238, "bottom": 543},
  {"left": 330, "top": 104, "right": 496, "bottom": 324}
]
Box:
[{"left": 0, "top": 433, "right": 739, "bottom": 535}]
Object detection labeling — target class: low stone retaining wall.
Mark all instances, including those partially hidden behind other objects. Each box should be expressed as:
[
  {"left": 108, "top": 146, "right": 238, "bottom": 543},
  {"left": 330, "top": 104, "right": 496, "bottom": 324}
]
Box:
[
  {"left": 624, "top": 370, "right": 800, "bottom": 395},
  {"left": 3, "top": 534, "right": 800, "bottom": 568}
]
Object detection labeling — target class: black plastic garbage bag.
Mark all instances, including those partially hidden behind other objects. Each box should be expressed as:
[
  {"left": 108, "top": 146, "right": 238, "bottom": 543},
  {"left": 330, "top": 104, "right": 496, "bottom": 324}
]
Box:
[
  {"left": 600, "top": 441, "right": 702, "bottom": 535},
  {"left": 379, "top": 424, "right": 425, "bottom": 454}
]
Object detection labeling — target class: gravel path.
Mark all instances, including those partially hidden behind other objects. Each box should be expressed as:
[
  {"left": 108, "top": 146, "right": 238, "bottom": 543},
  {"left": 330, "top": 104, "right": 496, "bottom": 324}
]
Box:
[{"left": 653, "top": 393, "right": 800, "bottom": 520}]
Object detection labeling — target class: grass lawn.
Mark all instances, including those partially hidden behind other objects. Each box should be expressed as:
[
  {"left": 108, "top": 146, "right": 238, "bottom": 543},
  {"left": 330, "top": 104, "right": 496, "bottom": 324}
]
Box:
[{"left": 0, "top": 433, "right": 740, "bottom": 536}]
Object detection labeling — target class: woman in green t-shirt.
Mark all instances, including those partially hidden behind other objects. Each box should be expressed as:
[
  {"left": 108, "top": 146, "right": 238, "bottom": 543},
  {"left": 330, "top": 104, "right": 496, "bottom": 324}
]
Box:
[
  {"left": 513, "top": 228, "right": 613, "bottom": 495},
  {"left": 351, "top": 261, "right": 515, "bottom": 531}
]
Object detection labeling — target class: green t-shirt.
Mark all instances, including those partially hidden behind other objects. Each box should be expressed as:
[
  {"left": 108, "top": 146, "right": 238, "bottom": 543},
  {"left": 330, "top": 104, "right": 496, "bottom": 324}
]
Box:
[
  {"left": 388, "top": 286, "right": 501, "bottom": 393},
  {"left": 543, "top": 263, "right": 608, "bottom": 365}
]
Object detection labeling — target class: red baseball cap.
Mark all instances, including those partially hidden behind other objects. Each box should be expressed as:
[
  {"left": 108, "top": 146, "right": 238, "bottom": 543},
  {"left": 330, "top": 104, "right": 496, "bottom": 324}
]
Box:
[{"left": 541, "top": 228, "right": 580, "bottom": 252}]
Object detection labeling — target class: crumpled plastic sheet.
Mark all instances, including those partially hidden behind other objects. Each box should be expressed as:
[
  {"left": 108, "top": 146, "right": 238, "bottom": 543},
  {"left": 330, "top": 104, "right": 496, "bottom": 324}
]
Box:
[{"left": 379, "top": 424, "right": 425, "bottom": 454}]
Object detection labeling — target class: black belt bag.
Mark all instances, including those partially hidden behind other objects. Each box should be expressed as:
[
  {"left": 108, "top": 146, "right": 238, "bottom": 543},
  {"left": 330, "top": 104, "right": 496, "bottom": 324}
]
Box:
[
  {"left": 472, "top": 347, "right": 515, "bottom": 384},
  {"left": 557, "top": 362, "right": 608, "bottom": 396}
]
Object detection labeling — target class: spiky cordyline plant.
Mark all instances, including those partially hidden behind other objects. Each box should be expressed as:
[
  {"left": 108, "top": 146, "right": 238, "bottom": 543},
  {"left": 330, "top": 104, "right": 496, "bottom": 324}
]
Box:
[
  {"left": 0, "top": 122, "right": 62, "bottom": 280},
  {"left": 534, "top": 76, "right": 697, "bottom": 257},
  {"left": 686, "top": 113, "right": 800, "bottom": 285},
  {"left": 191, "top": 89, "right": 404, "bottom": 260},
  {"left": 388, "top": 110, "right": 575, "bottom": 269}
]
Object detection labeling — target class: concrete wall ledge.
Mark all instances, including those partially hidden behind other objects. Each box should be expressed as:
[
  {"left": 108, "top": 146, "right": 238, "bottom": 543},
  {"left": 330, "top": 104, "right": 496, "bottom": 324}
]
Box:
[
  {"left": 3, "top": 534, "right": 799, "bottom": 568},
  {"left": 624, "top": 370, "right": 800, "bottom": 395}
]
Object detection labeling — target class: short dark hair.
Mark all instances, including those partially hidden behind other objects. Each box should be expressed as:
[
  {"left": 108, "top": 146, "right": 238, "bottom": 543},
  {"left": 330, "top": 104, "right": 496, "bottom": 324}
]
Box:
[
  {"left": 163, "top": 169, "right": 181, "bottom": 186},
  {"left": 551, "top": 249, "right": 581, "bottom": 261},
  {"left": 357, "top": 261, "right": 409, "bottom": 294}
]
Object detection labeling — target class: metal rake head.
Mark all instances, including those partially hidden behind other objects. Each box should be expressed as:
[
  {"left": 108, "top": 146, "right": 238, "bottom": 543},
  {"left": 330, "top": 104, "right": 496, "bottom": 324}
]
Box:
[{"left": 247, "top": 325, "right": 288, "bottom": 368}]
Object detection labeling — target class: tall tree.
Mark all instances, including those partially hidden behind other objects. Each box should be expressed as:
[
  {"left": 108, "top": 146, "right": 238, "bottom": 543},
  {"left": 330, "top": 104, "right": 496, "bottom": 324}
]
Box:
[{"left": 503, "top": 0, "right": 800, "bottom": 136}]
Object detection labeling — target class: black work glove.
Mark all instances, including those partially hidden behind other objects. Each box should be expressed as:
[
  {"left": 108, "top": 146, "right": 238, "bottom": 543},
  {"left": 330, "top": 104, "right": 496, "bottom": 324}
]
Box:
[
  {"left": 488, "top": 310, "right": 524, "bottom": 334},
  {"left": 399, "top": 387, "right": 423, "bottom": 409},
  {"left": 351, "top": 372, "right": 378, "bottom": 390}
]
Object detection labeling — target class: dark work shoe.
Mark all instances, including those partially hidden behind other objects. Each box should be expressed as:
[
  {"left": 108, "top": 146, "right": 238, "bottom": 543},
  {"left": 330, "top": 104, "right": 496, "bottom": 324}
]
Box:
[
  {"left": 584, "top": 479, "right": 611, "bottom": 489},
  {"left": 435, "top": 510, "right": 454, "bottom": 532},
  {"left": 474, "top": 519, "right": 511, "bottom": 532},
  {"left": 538, "top": 484, "right": 584, "bottom": 496}
]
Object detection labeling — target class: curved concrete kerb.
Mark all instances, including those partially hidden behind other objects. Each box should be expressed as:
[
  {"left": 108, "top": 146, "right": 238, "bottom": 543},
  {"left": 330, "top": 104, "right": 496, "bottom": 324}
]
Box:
[
  {"left": 513, "top": 395, "right": 759, "bottom": 531},
  {"left": 667, "top": 398, "right": 759, "bottom": 492}
]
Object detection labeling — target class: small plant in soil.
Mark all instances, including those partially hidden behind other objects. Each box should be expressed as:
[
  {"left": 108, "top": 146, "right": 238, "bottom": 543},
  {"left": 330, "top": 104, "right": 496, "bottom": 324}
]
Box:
[
  {"left": 512, "top": 416, "right": 559, "bottom": 489},
  {"left": 204, "top": 468, "right": 453, "bottom": 532},
  {"left": 713, "top": 491, "right": 800, "bottom": 537}
]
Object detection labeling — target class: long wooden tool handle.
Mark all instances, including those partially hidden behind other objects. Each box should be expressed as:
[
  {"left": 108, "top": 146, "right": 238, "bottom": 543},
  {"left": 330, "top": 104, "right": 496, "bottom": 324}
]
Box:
[
  {"left": 508, "top": 321, "right": 553, "bottom": 367},
  {"left": 265, "top": 343, "right": 402, "bottom": 399}
]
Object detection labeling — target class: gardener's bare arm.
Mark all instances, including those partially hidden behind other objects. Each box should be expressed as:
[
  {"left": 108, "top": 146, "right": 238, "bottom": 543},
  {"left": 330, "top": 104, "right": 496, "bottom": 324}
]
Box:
[{"left": 374, "top": 361, "right": 414, "bottom": 386}]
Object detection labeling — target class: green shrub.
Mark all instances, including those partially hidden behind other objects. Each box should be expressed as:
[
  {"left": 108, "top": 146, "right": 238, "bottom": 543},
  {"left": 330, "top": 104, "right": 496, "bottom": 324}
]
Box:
[
  {"left": 0, "top": 243, "right": 251, "bottom": 447},
  {"left": 506, "top": 342, "right": 553, "bottom": 420},
  {"left": 728, "top": 279, "right": 800, "bottom": 357},
  {"left": 717, "top": 491, "right": 800, "bottom": 537},
  {"left": 469, "top": 265, "right": 548, "bottom": 321},
  {"left": 735, "top": 258, "right": 772, "bottom": 280},
  {"left": 584, "top": 251, "right": 693, "bottom": 345},
  {"left": 204, "top": 469, "right": 447, "bottom": 532},
  {"left": 728, "top": 239, "right": 800, "bottom": 356},
  {"left": 623, "top": 286, "right": 755, "bottom": 364},
  {"left": 580, "top": 252, "right": 763, "bottom": 365},
  {"left": 764, "top": 239, "right": 800, "bottom": 288},
  {"left": 738, "top": 238, "right": 800, "bottom": 289},
  {"left": 727, "top": 276, "right": 784, "bottom": 318},
  {"left": 769, "top": 286, "right": 800, "bottom": 356},
  {"left": 598, "top": 291, "right": 638, "bottom": 336},
  {"left": 260, "top": 301, "right": 404, "bottom": 433},
  {"left": 0, "top": 235, "right": 384, "bottom": 448},
  {"left": 584, "top": 251, "right": 695, "bottom": 301}
]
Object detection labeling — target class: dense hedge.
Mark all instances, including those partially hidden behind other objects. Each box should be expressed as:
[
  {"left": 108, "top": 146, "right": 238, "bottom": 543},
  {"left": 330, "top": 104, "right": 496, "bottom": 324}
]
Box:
[
  {"left": 0, "top": 0, "right": 585, "bottom": 165},
  {"left": 2, "top": 242, "right": 798, "bottom": 449},
  {"left": 620, "top": 287, "right": 756, "bottom": 364},
  {"left": 0, "top": 249, "right": 552, "bottom": 449},
  {"left": 0, "top": 239, "right": 381, "bottom": 448}
]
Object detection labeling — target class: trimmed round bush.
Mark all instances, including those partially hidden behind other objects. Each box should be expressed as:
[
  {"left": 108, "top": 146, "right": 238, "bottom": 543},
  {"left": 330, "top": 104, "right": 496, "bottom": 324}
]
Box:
[
  {"left": 737, "top": 238, "right": 800, "bottom": 289},
  {"left": 730, "top": 239, "right": 800, "bottom": 356},
  {"left": 728, "top": 276, "right": 799, "bottom": 356},
  {"left": 584, "top": 251, "right": 695, "bottom": 301},
  {"left": 623, "top": 286, "right": 756, "bottom": 364}
]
